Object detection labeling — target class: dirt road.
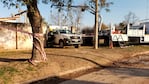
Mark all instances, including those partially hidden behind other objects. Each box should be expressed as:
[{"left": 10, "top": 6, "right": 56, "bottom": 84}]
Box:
[{"left": 60, "top": 54, "right": 149, "bottom": 84}]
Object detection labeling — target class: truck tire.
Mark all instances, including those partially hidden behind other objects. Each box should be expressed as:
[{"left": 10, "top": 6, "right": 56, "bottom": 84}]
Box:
[
  {"left": 59, "top": 40, "right": 64, "bottom": 48},
  {"left": 74, "top": 44, "right": 80, "bottom": 48}
]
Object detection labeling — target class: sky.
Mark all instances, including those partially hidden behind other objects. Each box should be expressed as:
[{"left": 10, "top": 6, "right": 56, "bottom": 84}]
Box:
[{"left": 0, "top": 0, "right": 148, "bottom": 27}]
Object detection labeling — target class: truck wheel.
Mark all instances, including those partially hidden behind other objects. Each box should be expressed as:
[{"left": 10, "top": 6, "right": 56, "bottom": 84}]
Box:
[
  {"left": 59, "top": 40, "right": 64, "bottom": 48},
  {"left": 74, "top": 44, "right": 80, "bottom": 48}
]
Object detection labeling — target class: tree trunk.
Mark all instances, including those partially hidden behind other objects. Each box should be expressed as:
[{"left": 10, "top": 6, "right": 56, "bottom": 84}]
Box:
[
  {"left": 94, "top": 0, "right": 99, "bottom": 49},
  {"left": 26, "top": 0, "right": 47, "bottom": 64}
]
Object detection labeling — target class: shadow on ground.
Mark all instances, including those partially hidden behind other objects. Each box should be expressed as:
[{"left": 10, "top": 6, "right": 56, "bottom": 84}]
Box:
[
  {"left": 26, "top": 67, "right": 149, "bottom": 84},
  {"left": 27, "top": 76, "right": 107, "bottom": 84},
  {"left": 0, "top": 58, "right": 28, "bottom": 62}
]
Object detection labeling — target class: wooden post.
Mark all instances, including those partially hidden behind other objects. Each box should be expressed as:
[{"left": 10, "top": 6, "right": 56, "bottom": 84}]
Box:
[
  {"left": 16, "top": 24, "right": 18, "bottom": 49},
  {"left": 94, "top": 0, "right": 99, "bottom": 49}
]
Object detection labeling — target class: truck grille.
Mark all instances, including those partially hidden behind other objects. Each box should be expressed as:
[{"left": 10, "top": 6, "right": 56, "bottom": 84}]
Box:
[
  {"left": 70, "top": 36, "right": 80, "bottom": 39},
  {"left": 72, "top": 40, "right": 81, "bottom": 42}
]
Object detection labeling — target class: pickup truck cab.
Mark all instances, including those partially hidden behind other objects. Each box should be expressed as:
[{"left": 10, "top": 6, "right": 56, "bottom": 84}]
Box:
[{"left": 46, "top": 26, "right": 83, "bottom": 48}]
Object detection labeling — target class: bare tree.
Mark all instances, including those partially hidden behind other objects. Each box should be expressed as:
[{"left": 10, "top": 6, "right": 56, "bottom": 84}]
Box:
[
  {"left": 124, "top": 12, "right": 139, "bottom": 24},
  {"left": 65, "top": 8, "right": 83, "bottom": 29},
  {"left": 50, "top": 10, "right": 67, "bottom": 25},
  {"left": 50, "top": 2, "right": 83, "bottom": 28}
]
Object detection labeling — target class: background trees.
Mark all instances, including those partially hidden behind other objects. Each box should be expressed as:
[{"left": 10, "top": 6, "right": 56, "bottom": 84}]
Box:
[
  {"left": 82, "top": 23, "right": 108, "bottom": 34},
  {"left": 124, "top": 12, "right": 139, "bottom": 24},
  {"left": 0, "top": 0, "right": 111, "bottom": 65},
  {"left": 50, "top": 5, "right": 83, "bottom": 29}
]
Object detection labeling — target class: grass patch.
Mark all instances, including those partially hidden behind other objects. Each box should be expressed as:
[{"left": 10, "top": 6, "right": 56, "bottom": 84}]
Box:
[
  {"left": 0, "top": 66, "right": 18, "bottom": 84},
  {"left": 0, "top": 66, "right": 18, "bottom": 77},
  {"left": 0, "top": 68, "right": 5, "bottom": 76},
  {"left": 0, "top": 50, "right": 31, "bottom": 58},
  {"left": 26, "top": 66, "right": 35, "bottom": 71}
]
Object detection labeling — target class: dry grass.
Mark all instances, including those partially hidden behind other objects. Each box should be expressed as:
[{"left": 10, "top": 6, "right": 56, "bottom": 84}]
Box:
[{"left": 0, "top": 45, "right": 149, "bottom": 84}]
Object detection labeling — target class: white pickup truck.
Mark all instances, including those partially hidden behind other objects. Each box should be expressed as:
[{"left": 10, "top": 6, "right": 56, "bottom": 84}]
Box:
[{"left": 45, "top": 26, "right": 83, "bottom": 48}]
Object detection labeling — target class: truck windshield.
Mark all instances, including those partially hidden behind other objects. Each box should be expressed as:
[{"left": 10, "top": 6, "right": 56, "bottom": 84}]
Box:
[{"left": 59, "top": 30, "right": 71, "bottom": 34}]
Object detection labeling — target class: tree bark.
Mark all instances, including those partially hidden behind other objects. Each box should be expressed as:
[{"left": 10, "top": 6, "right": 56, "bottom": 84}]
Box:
[{"left": 25, "top": 0, "right": 47, "bottom": 64}]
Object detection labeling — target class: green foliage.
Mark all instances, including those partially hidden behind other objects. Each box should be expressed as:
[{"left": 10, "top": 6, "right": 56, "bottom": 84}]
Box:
[
  {"left": 0, "top": 66, "right": 18, "bottom": 77},
  {"left": 0, "top": 68, "right": 5, "bottom": 76},
  {"left": 0, "top": 66, "right": 18, "bottom": 84}
]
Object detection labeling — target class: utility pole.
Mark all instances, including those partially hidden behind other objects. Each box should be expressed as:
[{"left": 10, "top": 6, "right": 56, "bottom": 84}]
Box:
[
  {"left": 51, "top": 2, "right": 99, "bottom": 49},
  {"left": 94, "top": 0, "right": 99, "bottom": 49}
]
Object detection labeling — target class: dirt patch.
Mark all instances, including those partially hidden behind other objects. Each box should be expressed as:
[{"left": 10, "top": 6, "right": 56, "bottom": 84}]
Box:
[
  {"left": 115, "top": 54, "right": 149, "bottom": 68},
  {"left": 0, "top": 46, "right": 149, "bottom": 84}
]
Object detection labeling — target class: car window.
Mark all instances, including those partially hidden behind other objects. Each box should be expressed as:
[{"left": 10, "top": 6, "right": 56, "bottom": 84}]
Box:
[{"left": 59, "top": 30, "right": 71, "bottom": 34}]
